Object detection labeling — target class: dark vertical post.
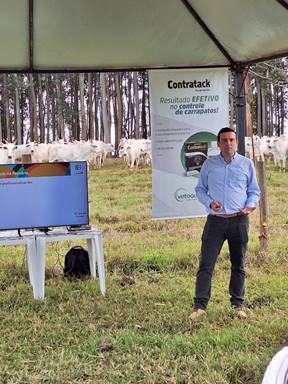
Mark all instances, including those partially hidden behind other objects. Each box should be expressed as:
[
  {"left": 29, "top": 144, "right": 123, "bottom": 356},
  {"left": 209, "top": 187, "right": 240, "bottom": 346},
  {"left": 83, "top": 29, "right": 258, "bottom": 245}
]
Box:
[
  {"left": 235, "top": 66, "right": 247, "bottom": 156},
  {"left": 257, "top": 160, "right": 268, "bottom": 259},
  {"left": 29, "top": 0, "right": 34, "bottom": 71}
]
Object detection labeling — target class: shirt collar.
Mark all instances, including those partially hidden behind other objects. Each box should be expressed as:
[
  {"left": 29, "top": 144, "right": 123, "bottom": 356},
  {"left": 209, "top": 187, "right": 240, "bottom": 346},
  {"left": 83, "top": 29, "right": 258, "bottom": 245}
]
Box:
[{"left": 219, "top": 151, "right": 238, "bottom": 163}]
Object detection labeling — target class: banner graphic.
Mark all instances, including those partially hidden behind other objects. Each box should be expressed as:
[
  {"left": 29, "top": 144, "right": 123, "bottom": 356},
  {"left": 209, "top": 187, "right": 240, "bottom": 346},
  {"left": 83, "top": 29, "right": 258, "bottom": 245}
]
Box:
[{"left": 149, "top": 68, "right": 229, "bottom": 220}]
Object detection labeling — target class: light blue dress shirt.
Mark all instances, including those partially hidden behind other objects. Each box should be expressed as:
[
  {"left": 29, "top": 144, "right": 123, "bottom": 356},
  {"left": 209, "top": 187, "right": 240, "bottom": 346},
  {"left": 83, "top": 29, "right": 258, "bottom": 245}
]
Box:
[{"left": 195, "top": 152, "right": 261, "bottom": 215}]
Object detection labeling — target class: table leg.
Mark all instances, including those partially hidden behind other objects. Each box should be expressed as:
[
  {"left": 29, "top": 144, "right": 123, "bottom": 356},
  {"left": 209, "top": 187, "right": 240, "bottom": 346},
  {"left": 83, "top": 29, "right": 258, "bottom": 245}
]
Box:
[
  {"left": 30, "top": 237, "right": 46, "bottom": 300},
  {"left": 93, "top": 234, "right": 106, "bottom": 296},
  {"left": 87, "top": 238, "right": 96, "bottom": 278}
]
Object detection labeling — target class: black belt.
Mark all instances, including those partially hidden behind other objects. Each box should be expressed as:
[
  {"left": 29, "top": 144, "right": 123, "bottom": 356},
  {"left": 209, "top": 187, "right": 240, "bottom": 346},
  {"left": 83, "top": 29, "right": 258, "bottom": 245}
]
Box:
[{"left": 210, "top": 213, "right": 242, "bottom": 219}]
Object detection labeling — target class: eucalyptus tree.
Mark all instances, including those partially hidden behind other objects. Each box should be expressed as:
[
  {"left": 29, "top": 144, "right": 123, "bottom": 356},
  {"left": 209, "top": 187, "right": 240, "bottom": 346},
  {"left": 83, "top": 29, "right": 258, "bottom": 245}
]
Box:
[{"left": 249, "top": 58, "right": 287, "bottom": 136}]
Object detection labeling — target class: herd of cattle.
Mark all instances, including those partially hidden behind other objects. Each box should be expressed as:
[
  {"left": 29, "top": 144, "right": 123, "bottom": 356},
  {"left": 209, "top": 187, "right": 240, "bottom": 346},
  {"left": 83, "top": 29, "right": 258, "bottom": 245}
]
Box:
[
  {"left": 0, "top": 135, "right": 287, "bottom": 170},
  {"left": 0, "top": 138, "right": 152, "bottom": 169}
]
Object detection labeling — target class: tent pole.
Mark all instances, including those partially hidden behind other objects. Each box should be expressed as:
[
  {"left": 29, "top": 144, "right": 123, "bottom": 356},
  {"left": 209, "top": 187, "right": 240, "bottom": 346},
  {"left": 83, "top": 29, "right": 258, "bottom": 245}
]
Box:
[{"left": 235, "top": 66, "right": 248, "bottom": 155}]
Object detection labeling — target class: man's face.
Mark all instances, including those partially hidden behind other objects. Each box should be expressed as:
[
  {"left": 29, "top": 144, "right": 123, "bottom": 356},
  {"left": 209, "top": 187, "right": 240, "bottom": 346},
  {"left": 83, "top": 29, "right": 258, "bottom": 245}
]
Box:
[{"left": 218, "top": 131, "right": 237, "bottom": 156}]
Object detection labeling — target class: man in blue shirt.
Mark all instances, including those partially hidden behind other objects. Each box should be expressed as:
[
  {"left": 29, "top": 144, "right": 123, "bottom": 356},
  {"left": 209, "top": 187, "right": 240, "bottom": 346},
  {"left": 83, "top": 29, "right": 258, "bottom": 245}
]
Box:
[{"left": 191, "top": 127, "right": 261, "bottom": 320}]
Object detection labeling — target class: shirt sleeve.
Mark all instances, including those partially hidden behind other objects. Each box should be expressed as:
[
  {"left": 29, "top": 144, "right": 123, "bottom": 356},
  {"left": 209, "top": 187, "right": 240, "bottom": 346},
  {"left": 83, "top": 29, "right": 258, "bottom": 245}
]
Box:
[
  {"left": 195, "top": 160, "right": 214, "bottom": 209},
  {"left": 245, "top": 160, "right": 261, "bottom": 208}
]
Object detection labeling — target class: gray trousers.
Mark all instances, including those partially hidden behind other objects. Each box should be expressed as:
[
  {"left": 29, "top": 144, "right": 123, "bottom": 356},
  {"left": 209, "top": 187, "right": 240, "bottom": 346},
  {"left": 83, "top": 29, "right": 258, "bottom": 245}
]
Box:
[{"left": 194, "top": 214, "right": 249, "bottom": 310}]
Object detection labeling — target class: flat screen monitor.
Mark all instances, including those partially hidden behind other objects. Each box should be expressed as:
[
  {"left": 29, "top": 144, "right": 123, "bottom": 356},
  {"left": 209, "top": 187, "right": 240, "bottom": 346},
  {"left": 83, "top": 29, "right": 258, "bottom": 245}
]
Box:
[{"left": 0, "top": 162, "right": 89, "bottom": 231}]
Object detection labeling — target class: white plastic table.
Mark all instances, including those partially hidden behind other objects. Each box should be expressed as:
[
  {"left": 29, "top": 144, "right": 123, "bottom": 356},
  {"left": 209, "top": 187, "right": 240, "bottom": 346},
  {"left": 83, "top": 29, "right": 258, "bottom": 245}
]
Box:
[
  {"left": 34, "top": 228, "right": 106, "bottom": 300},
  {"left": 0, "top": 230, "right": 38, "bottom": 298}
]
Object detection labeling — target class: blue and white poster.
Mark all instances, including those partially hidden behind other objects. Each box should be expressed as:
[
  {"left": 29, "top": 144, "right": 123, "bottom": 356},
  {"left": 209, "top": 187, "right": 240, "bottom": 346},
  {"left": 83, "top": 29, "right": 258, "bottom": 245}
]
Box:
[{"left": 149, "top": 68, "right": 229, "bottom": 220}]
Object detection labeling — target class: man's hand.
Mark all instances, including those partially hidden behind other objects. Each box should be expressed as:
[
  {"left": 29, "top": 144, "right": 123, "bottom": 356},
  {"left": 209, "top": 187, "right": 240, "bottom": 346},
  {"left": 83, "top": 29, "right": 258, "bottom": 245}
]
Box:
[
  {"left": 239, "top": 207, "right": 256, "bottom": 216},
  {"left": 210, "top": 200, "right": 222, "bottom": 212}
]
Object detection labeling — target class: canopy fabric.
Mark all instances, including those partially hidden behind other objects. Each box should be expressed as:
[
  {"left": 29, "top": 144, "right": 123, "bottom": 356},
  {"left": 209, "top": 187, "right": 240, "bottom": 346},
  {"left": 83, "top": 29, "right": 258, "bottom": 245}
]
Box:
[{"left": 0, "top": 0, "right": 287, "bottom": 71}]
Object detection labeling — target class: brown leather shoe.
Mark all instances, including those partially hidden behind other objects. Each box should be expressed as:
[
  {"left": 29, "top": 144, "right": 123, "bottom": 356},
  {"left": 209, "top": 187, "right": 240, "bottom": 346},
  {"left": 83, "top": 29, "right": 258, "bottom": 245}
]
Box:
[
  {"left": 190, "top": 308, "right": 206, "bottom": 320},
  {"left": 234, "top": 307, "right": 247, "bottom": 319}
]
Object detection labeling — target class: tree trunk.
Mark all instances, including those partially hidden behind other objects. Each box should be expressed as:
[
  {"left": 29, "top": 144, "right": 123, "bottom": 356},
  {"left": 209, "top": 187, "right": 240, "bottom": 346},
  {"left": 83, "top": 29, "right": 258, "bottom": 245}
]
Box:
[
  {"left": 261, "top": 92, "right": 267, "bottom": 136},
  {"left": 38, "top": 74, "right": 45, "bottom": 143},
  {"left": 20, "top": 86, "right": 26, "bottom": 142},
  {"left": 29, "top": 73, "right": 38, "bottom": 142},
  {"left": 51, "top": 79, "right": 57, "bottom": 142},
  {"left": 142, "top": 72, "right": 148, "bottom": 139},
  {"left": 45, "top": 75, "right": 50, "bottom": 143},
  {"left": 79, "top": 73, "right": 87, "bottom": 141},
  {"left": 128, "top": 73, "right": 133, "bottom": 137},
  {"left": 72, "top": 75, "right": 80, "bottom": 140},
  {"left": 3, "top": 74, "right": 11, "bottom": 141},
  {"left": 269, "top": 83, "right": 274, "bottom": 136},
  {"left": 256, "top": 80, "right": 262, "bottom": 136},
  {"left": 133, "top": 72, "right": 140, "bottom": 139},
  {"left": 244, "top": 73, "right": 253, "bottom": 137},
  {"left": 106, "top": 74, "right": 112, "bottom": 142},
  {"left": 94, "top": 74, "right": 100, "bottom": 140},
  {"left": 280, "top": 87, "right": 285, "bottom": 135},
  {"left": 114, "top": 73, "right": 123, "bottom": 148},
  {"left": 14, "top": 75, "right": 22, "bottom": 144},
  {"left": 100, "top": 73, "right": 110, "bottom": 143},
  {"left": 55, "top": 75, "right": 65, "bottom": 140},
  {"left": 87, "top": 73, "right": 94, "bottom": 140}
]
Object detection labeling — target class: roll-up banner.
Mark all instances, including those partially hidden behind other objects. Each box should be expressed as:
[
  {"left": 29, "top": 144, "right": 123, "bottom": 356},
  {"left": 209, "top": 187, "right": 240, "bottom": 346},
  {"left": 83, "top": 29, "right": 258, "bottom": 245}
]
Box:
[{"left": 149, "top": 68, "right": 229, "bottom": 220}]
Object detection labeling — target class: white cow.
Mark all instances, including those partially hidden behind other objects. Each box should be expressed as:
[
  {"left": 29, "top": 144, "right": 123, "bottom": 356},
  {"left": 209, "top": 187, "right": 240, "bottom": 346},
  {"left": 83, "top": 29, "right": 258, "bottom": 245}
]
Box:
[
  {"left": 48, "top": 142, "right": 77, "bottom": 162},
  {"left": 89, "top": 140, "right": 114, "bottom": 168},
  {"left": 245, "top": 135, "right": 261, "bottom": 160},
  {"left": 13, "top": 143, "right": 35, "bottom": 163},
  {"left": 1, "top": 141, "right": 17, "bottom": 163},
  {"left": 48, "top": 142, "right": 102, "bottom": 163},
  {"left": 259, "top": 136, "right": 278, "bottom": 165},
  {"left": 118, "top": 139, "right": 151, "bottom": 168},
  {"left": 32, "top": 143, "right": 50, "bottom": 163},
  {"left": 0, "top": 146, "right": 9, "bottom": 163},
  {"left": 273, "top": 135, "right": 288, "bottom": 171},
  {"left": 76, "top": 142, "right": 102, "bottom": 162}
]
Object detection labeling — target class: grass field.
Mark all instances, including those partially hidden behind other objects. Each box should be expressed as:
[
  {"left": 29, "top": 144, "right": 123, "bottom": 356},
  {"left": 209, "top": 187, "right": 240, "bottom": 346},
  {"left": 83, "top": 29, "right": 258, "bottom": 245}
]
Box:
[{"left": 0, "top": 159, "right": 288, "bottom": 383}]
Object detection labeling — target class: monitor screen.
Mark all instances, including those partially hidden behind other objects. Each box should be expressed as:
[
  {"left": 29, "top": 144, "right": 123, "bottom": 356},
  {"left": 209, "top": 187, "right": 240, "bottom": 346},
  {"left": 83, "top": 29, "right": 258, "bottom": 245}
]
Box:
[{"left": 0, "top": 162, "right": 89, "bottom": 230}]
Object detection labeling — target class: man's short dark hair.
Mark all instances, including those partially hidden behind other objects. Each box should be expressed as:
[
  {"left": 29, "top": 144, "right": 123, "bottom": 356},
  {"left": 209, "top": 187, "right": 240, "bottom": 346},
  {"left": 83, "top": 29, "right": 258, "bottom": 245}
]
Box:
[{"left": 217, "top": 127, "right": 237, "bottom": 143}]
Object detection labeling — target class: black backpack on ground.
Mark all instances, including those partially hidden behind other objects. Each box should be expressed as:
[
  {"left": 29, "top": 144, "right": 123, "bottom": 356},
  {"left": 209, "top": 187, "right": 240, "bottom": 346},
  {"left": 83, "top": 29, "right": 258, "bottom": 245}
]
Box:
[{"left": 63, "top": 246, "right": 90, "bottom": 278}]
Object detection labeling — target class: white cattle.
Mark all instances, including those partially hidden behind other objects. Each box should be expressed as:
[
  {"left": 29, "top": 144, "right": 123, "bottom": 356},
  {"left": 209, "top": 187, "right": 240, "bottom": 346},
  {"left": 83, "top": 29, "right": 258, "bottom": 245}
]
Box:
[
  {"left": 273, "top": 135, "right": 288, "bottom": 171},
  {"left": 48, "top": 142, "right": 101, "bottom": 163},
  {"left": 102, "top": 142, "right": 115, "bottom": 159},
  {"left": 1, "top": 141, "right": 17, "bottom": 163},
  {"left": 13, "top": 143, "right": 35, "bottom": 163},
  {"left": 259, "top": 136, "right": 278, "bottom": 165},
  {"left": 119, "top": 138, "right": 134, "bottom": 147},
  {"left": 89, "top": 140, "right": 114, "bottom": 168},
  {"left": 267, "top": 136, "right": 280, "bottom": 166},
  {"left": 32, "top": 143, "right": 50, "bottom": 163},
  {"left": 118, "top": 139, "right": 151, "bottom": 168},
  {"left": 118, "top": 138, "right": 135, "bottom": 164},
  {"left": 0, "top": 146, "right": 8, "bottom": 163},
  {"left": 48, "top": 142, "right": 78, "bottom": 162},
  {"left": 76, "top": 142, "right": 102, "bottom": 162},
  {"left": 245, "top": 135, "right": 261, "bottom": 160}
]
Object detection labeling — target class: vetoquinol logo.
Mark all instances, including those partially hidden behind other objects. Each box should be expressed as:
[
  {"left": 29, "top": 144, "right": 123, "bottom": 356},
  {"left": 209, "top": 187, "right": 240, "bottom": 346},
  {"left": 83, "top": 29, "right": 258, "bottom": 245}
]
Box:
[{"left": 175, "top": 188, "right": 196, "bottom": 202}]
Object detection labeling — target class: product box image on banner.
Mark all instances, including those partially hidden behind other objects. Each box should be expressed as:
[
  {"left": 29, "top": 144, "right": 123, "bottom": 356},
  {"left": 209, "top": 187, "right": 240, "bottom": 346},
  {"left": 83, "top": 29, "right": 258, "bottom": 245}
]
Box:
[
  {"left": 184, "top": 141, "right": 208, "bottom": 176},
  {"left": 149, "top": 67, "right": 229, "bottom": 219}
]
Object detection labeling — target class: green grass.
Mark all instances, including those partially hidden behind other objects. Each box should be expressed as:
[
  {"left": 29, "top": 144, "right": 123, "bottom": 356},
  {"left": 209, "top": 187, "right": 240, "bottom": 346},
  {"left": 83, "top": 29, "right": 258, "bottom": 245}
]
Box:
[{"left": 0, "top": 159, "right": 288, "bottom": 383}]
